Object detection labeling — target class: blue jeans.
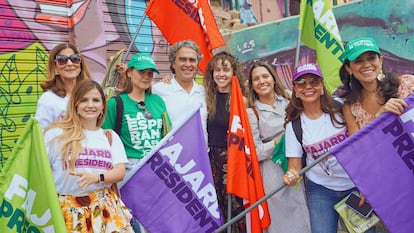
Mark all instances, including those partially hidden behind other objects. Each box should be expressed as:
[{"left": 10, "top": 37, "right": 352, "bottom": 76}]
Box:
[
  {"left": 130, "top": 218, "right": 142, "bottom": 233},
  {"left": 305, "top": 178, "right": 376, "bottom": 233}
]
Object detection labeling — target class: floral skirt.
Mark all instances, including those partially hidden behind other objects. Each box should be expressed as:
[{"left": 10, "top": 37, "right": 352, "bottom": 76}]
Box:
[{"left": 58, "top": 188, "right": 133, "bottom": 233}]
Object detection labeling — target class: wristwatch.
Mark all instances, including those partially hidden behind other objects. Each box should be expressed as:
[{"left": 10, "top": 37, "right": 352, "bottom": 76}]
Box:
[{"left": 99, "top": 173, "right": 105, "bottom": 183}]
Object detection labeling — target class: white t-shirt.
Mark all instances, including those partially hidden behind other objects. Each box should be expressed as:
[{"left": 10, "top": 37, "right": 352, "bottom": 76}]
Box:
[
  {"left": 285, "top": 112, "right": 355, "bottom": 191},
  {"left": 44, "top": 128, "right": 128, "bottom": 195},
  {"left": 152, "top": 77, "right": 208, "bottom": 143},
  {"left": 35, "top": 91, "right": 69, "bottom": 129}
]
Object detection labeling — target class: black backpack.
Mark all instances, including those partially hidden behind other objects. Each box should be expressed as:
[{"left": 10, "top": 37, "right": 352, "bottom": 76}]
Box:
[{"left": 113, "top": 95, "right": 123, "bottom": 136}]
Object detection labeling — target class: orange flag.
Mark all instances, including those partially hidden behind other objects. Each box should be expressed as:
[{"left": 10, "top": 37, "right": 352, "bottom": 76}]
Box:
[
  {"left": 227, "top": 76, "right": 271, "bottom": 232},
  {"left": 145, "top": 0, "right": 225, "bottom": 73}
]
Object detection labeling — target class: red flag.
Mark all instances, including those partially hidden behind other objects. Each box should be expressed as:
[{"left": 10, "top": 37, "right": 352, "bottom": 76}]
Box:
[
  {"left": 227, "top": 76, "right": 270, "bottom": 232},
  {"left": 145, "top": 0, "right": 225, "bottom": 73}
]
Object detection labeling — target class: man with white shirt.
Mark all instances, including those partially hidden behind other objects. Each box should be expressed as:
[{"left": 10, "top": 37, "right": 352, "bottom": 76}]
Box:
[{"left": 152, "top": 40, "right": 208, "bottom": 143}]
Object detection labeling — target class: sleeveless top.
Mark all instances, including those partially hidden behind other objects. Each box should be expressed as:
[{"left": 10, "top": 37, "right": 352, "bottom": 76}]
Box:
[{"left": 207, "top": 92, "right": 230, "bottom": 148}]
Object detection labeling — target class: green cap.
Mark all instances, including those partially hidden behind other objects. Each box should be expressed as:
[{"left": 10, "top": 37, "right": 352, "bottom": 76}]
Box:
[
  {"left": 343, "top": 37, "right": 381, "bottom": 61},
  {"left": 128, "top": 53, "right": 159, "bottom": 74}
]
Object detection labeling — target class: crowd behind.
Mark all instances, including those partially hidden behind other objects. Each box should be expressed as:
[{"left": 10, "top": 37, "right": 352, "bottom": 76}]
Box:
[{"left": 34, "top": 37, "right": 414, "bottom": 233}]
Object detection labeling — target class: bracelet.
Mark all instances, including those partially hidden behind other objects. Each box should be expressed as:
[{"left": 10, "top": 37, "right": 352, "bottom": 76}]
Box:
[{"left": 99, "top": 173, "right": 105, "bottom": 183}]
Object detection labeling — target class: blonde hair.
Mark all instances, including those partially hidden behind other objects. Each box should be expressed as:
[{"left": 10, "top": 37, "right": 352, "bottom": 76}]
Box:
[{"left": 45, "top": 80, "right": 106, "bottom": 170}]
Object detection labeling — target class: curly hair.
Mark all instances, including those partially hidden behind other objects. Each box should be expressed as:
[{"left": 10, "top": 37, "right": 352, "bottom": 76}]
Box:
[
  {"left": 203, "top": 51, "right": 246, "bottom": 119},
  {"left": 41, "top": 43, "right": 92, "bottom": 97}
]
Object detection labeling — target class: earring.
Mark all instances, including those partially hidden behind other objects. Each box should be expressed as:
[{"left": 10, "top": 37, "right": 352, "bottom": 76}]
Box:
[
  {"left": 377, "top": 71, "right": 385, "bottom": 82},
  {"left": 321, "top": 89, "right": 324, "bottom": 96}
]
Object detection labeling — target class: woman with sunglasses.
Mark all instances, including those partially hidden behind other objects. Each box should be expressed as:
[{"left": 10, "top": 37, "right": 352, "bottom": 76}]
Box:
[
  {"left": 35, "top": 43, "right": 92, "bottom": 129},
  {"left": 246, "top": 61, "right": 311, "bottom": 233},
  {"left": 43, "top": 80, "right": 133, "bottom": 232},
  {"left": 282, "top": 63, "right": 370, "bottom": 233}
]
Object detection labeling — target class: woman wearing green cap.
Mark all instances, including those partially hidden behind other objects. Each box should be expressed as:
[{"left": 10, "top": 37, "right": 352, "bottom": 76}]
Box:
[
  {"left": 339, "top": 37, "right": 414, "bottom": 232},
  {"left": 340, "top": 37, "right": 414, "bottom": 134},
  {"left": 102, "top": 53, "right": 170, "bottom": 233}
]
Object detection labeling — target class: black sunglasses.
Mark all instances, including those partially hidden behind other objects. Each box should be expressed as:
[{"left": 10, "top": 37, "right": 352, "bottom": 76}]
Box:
[
  {"left": 55, "top": 54, "right": 81, "bottom": 65},
  {"left": 137, "top": 101, "right": 153, "bottom": 119}
]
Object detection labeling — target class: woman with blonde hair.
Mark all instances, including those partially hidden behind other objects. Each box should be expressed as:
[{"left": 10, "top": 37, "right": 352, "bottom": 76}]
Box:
[{"left": 44, "top": 80, "right": 133, "bottom": 232}]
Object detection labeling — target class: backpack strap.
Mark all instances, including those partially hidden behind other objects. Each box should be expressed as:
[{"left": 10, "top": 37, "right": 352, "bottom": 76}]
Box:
[
  {"left": 292, "top": 117, "right": 307, "bottom": 168},
  {"left": 114, "top": 95, "right": 123, "bottom": 136}
]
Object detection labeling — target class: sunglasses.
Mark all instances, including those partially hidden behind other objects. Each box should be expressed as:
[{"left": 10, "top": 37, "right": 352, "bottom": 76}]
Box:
[
  {"left": 294, "top": 78, "right": 322, "bottom": 89},
  {"left": 55, "top": 54, "right": 81, "bottom": 65},
  {"left": 137, "top": 101, "right": 153, "bottom": 119}
]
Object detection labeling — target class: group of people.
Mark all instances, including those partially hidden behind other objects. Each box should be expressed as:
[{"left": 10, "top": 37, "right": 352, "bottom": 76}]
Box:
[{"left": 34, "top": 36, "right": 413, "bottom": 233}]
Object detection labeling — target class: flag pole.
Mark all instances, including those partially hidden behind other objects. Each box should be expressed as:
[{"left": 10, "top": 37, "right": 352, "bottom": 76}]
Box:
[
  {"left": 122, "top": 14, "right": 147, "bottom": 63},
  {"left": 216, "top": 150, "right": 332, "bottom": 233},
  {"left": 295, "top": 29, "right": 302, "bottom": 67},
  {"left": 227, "top": 194, "right": 231, "bottom": 233},
  {"left": 109, "top": 14, "right": 147, "bottom": 89}
]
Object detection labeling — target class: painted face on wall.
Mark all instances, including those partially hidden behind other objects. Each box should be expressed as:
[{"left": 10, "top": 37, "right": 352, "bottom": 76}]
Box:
[
  {"left": 33, "top": 0, "right": 91, "bottom": 28},
  {"left": 7, "top": 0, "right": 119, "bottom": 82}
]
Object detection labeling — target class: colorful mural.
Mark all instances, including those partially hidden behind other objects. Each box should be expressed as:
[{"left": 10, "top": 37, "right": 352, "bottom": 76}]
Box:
[
  {"left": 225, "top": 0, "right": 414, "bottom": 89},
  {"left": 1, "top": 0, "right": 413, "bottom": 167},
  {"left": 0, "top": 0, "right": 161, "bottom": 166}
]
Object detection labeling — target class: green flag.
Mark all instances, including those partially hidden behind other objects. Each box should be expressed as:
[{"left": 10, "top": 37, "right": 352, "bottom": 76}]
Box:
[
  {"left": 298, "top": 0, "right": 344, "bottom": 93},
  {"left": 0, "top": 118, "right": 66, "bottom": 233}
]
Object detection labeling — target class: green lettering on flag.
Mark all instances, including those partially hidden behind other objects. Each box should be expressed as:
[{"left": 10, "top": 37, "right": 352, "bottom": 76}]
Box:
[
  {"left": 299, "top": 0, "right": 344, "bottom": 93},
  {"left": 0, "top": 118, "right": 66, "bottom": 233}
]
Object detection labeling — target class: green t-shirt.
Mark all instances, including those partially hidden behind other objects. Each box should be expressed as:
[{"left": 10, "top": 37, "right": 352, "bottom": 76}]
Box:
[{"left": 103, "top": 93, "right": 170, "bottom": 159}]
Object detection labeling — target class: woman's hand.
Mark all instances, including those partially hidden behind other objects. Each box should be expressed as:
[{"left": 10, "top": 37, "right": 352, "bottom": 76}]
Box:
[
  {"left": 376, "top": 98, "right": 408, "bottom": 117},
  {"left": 116, "top": 63, "right": 127, "bottom": 75},
  {"left": 161, "top": 74, "right": 172, "bottom": 84},
  {"left": 359, "top": 192, "right": 367, "bottom": 207},
  {"left": 283, "top": 169, "right": 300, "bottom": 186},
  {"left": 70, "top": 171, "right": 100, "bottom": 190}
]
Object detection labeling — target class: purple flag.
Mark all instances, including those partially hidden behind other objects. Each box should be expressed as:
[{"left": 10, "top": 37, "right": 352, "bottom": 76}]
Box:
[
  {"left": 120, "top": 109, "right": 224, "bottom": 233},
  {"left": 331, "top": 94, "right": 414, "bottom": 233}
]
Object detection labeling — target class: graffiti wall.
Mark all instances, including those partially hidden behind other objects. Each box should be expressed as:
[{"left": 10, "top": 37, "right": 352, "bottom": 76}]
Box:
[
  {"left": 0, "top": 0, "right": 171, "bottom": 165},
  {"left": 0, "top": 0, "right": 413, "bottom": 166}
]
